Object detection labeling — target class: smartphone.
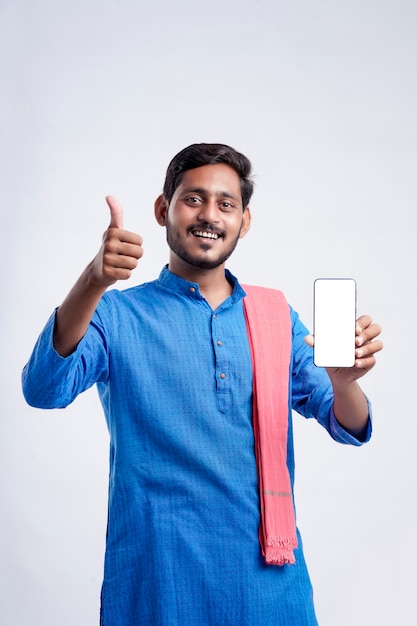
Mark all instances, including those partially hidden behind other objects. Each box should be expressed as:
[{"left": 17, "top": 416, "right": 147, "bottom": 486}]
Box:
[{"left": 313, "top": 278, "right": 357, "bottom": 367}]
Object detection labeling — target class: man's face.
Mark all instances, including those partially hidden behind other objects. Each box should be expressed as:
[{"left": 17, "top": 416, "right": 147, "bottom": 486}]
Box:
[{"left": 156, "top": 163, "right": 251, "bottom": 272}]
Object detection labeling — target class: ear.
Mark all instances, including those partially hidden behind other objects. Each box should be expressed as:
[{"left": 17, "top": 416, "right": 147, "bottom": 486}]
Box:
[
  {"left": 154, "top": 194, "right": 169, "bottom": 226},
  {"left": 238, "top": 206, "right": 252, "bottom": 239}
]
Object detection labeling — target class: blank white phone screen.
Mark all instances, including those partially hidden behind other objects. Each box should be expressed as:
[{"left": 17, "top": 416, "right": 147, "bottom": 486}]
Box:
[{"left": 313, "top": 278, "right": 357, "bottom": 367}]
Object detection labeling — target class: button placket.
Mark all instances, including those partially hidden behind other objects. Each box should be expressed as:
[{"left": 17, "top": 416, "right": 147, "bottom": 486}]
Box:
[{"left": 211, "top": 313, "right": 230, "bottom": 413}]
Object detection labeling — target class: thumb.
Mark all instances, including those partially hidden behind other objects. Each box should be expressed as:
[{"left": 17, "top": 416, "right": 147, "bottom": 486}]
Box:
[
  {"left": 106, "top": 195, "right": 124, "bottom": 229},
  {"left": 304, "top": 334, "right": 314, "bottom": 348}
]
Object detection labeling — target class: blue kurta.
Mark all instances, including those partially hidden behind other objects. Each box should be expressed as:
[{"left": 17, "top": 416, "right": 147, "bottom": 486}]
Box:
[{"left": 22, "top": 267, "right": 371, "bottom": 625}]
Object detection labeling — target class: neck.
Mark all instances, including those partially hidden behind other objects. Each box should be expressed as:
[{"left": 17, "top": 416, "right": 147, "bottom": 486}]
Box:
[{"left": 168, "top": 256, "right": 232, "bottom": 310}]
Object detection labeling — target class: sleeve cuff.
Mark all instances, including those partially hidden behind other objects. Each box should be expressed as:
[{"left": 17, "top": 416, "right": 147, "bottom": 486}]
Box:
[{"left": 329, "top": 399, "right": 373, "bottom": 446}]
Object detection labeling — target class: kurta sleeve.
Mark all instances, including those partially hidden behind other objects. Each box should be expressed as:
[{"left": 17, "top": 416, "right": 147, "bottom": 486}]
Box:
[
  {"left": 22, "top": 303, "right": 110, "bottom": 410},
  {"left": 289, "top": 306, "right": 372, "bottom": 446}
]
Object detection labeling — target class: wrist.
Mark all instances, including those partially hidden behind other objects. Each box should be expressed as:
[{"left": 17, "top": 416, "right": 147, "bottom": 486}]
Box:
[
  {"left": 84, "top": 260, "right": 113, "bottom": 293},
  {"left": 327, "top": 371, "right": 358, "bottom": 392}
]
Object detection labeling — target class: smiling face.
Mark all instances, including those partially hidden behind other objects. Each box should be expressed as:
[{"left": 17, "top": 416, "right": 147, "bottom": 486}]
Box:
[{"left": 155, "top": 163, "right": 251, "bottom": 277}]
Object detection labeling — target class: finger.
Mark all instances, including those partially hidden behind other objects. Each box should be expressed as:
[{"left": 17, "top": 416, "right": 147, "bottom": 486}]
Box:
[
  {"left": 108, "top": 240, "right": 144, "bottom": 260},
  {"left": 356, "top": 322, "right": 382, "bottom": 347},
  {"left": 304, "top": 334, "right": 314, "bottom": 348},
  {"left": 104, "top": 229, "right": 143, "bottom": 249},
  {"left": 364, "top": 323, "right": 382, "bottom": 342},
  {"left": 106, "top": 195, "right": 124, "bottom": 229},
  {"left": 355, "top": 314, "right": 372, "bottom": 334},
  {"left": 356, "top": 339, "right": 384, "bottom": 360},
  {"left": 103, "top": 251, "right": 140, "bottom": 272},
  {"left": 354, "top": 355, "right": 376, "bottom": 371}
]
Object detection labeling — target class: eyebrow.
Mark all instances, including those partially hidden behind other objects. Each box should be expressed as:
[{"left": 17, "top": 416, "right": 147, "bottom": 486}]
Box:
[{"left": 180, "top": 187, "right": 241, "bottom": 202}]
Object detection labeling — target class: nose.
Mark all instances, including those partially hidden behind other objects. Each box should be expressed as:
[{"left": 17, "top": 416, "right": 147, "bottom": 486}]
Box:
[{"left": 197, "top": 198, "right": 220, "bottom": 224}]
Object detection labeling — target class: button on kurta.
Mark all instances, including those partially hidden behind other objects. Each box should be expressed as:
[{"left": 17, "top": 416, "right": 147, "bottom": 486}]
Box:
[{"left": 220, "top": 373, "right": 226, "bottom": 379}]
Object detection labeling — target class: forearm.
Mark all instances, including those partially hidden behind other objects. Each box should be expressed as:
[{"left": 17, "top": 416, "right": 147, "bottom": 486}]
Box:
[
  {"left": 331, "top": 379, "right": 370, "bottom": 439},
  {"left": 53, "top": 261, "right": 107, "bottom": 357}
]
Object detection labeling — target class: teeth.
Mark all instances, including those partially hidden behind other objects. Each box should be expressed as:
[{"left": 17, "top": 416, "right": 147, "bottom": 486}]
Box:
[{"left": 194, "top": 230, "right": 219, "bottom": 240}]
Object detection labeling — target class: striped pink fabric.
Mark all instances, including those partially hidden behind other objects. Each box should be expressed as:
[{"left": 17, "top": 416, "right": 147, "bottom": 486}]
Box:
[{"left": 243, "top": 285, "right": 297, "bottom": 565}]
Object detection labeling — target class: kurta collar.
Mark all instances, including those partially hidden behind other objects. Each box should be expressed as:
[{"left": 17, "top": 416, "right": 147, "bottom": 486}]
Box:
[{"left": 157, "top": 265, "right": 247, "bottom": 310}]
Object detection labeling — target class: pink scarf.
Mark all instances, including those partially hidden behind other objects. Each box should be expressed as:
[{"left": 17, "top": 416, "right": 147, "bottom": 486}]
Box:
[{"left": 243, "top": 285, "right": 297, "bottom": 565}]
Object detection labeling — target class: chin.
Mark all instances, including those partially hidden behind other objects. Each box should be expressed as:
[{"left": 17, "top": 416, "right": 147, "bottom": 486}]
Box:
[
  {"left": 167, "top": 231, "right": 240, "bottom": 272},
  {"left": 184, "top": 255, "right": 226, "bottom": 271}
]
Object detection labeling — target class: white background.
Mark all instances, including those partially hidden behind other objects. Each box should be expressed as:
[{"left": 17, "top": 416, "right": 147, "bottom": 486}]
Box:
[{"left": 2, "top": 1, "right": 416, "bottom": 624}]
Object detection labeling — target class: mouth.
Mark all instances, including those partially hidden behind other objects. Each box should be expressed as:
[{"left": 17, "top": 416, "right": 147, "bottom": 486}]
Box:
[{"left": 190, "top": 228, "right": 222, "bottom": 241}]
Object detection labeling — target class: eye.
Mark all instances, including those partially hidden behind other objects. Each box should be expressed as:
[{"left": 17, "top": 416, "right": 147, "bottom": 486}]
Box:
[
  {"left": 186, "top": 196, "right": 202, "bottom": 205},
  {"left": 219, "top": 201, "right": 235, "bottom": 211}
]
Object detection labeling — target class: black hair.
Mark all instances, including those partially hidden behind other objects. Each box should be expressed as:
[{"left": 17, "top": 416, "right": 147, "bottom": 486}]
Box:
[{"left": 163, "top": 143, "right": 254, "bottom": 209}]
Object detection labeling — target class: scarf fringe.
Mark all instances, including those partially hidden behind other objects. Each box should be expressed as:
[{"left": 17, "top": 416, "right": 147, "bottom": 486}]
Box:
[
  {"left": 265, "top": 547, "right": 296, "bottom": 566},
  {"left": 263, "top": 535, "right": 297, "bottom": 565}
]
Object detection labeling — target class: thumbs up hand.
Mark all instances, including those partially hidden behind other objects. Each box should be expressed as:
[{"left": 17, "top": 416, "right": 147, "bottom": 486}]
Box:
[{"left": 90, "top": 196, "right": 144, "bottom": 289}]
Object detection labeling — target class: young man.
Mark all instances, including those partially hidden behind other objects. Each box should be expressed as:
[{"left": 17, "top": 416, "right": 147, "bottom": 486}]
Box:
[{"left": 22, "top": 143, "right": 382, "bottom": 625}]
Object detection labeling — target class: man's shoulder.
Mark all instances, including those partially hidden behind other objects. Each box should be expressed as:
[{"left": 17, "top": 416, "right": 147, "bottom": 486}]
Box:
[
  {"left": 104, "top": 277, "right": 159, "bottom": 299},
  {"left": 97, "top": 278, "right": 161, "bottom": 314},
  {"left": 241, "top": 284, "right": 300, "bottom": 330},
  {"left": 242, "top": 283, "right": 288, "bottom": 302}
]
